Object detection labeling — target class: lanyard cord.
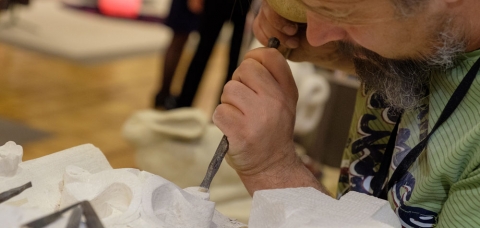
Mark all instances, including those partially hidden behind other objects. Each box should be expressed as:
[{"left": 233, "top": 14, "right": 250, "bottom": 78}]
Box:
[
  {"left": 371, "top": 113, "right": 401, "bottom": 198},
  {"left": 371, "top": 56, "right": 480, "bottom": 199}
]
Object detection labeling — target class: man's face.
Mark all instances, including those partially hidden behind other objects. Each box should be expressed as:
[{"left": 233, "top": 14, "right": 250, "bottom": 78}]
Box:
[{"left": 300, "top": 0, "right": 466, "bottom": 110}]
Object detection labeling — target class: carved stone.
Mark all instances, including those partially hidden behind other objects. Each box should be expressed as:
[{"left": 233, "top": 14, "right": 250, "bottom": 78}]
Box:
[{"left": 0, "top": 142, "right": 246, "bottom": 228}]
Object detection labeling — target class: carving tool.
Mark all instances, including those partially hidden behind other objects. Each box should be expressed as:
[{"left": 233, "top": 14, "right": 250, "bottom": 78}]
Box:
[
  {"left": 0, "top": 182, "right": 32, "bottom": 204},
  {"left": 199, "top": 37, "right": 288, "bottom": 191}
]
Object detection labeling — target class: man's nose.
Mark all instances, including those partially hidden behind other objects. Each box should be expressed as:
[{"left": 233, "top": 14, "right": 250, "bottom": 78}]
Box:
[{"left": 306, "top": 11, "right": 347, "bottom": 46}]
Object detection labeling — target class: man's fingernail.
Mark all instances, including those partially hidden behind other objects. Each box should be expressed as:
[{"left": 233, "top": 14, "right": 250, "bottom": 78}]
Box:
[
  {"left": 282, "top": 24, "right": 297, "bottom": 35},
  {"left": 286, "top": 38, "right": 299, "bottom": 48}
]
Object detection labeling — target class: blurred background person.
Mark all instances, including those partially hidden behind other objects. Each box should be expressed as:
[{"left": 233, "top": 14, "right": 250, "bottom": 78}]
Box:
[
  {"left": 154, "top": 0, "right": 200, "bottom": 109},
  {"left": 170, "top": 0, "right": 251, "bottom": 108}
]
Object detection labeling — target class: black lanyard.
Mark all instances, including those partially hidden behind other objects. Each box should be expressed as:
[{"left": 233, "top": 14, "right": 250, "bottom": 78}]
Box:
[{"left": 371, "top": 56, "right": 480, "bottom": 199}]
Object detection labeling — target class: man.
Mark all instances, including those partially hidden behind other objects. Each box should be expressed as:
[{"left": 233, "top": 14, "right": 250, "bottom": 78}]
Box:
[{"left": 212, "top": 0, "right": 480, "bottom": 227}]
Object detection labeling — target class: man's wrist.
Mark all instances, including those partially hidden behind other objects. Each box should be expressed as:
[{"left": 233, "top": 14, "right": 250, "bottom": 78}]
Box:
[{"left": 238, "top": 156, "right": 329, "bottom": 196}]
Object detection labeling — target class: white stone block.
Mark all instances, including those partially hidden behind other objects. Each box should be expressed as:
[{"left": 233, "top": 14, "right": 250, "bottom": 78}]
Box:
[
  {"left": 0, "top": 142, "right": 246, "bottom": 228},
  {"left": 249, "top": 187, "right": 401, "bottom": 228},
  {"left": 0, "top": 143, "right": 112, "bottom": 213}
]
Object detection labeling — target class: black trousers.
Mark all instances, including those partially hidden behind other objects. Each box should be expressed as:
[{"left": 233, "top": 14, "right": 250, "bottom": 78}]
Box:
[{"left": 176, "top": 0, "right": 251, "bottom": 107}]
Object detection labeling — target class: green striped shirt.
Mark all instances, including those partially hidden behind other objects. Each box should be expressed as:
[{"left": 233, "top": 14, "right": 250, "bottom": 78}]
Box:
[{"left": 337, "top": 50, "right": 480, "bottom": 227}]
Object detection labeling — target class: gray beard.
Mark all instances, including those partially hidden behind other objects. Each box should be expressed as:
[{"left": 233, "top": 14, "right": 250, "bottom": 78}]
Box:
[{"left": 337, "top": 27, "right": 466, "bottom": 111}]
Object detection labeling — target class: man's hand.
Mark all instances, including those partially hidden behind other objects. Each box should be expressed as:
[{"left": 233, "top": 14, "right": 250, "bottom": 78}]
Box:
[
  {"left": 253, "top": 1, "right": 355, "bottom": 74},
  {"left": 187, "top": 0, "right": 203, "bottom": 14},
  {"left": 213, "top": 48, "right": 327, "bottom": 195},
  {"left": 214, "top": 47, "right": 298, "bottom": 176}
]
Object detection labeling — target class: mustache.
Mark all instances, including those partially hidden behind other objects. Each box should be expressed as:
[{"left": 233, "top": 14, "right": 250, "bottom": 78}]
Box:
[{"left": 336, "top": 41, "right": 430, "bottom": 74}]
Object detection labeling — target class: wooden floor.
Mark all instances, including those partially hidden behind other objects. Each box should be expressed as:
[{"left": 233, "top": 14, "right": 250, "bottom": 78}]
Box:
[{"left": 0, "top": 37, "right": 228, "bottom": 168}]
